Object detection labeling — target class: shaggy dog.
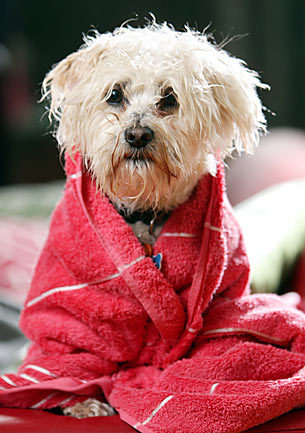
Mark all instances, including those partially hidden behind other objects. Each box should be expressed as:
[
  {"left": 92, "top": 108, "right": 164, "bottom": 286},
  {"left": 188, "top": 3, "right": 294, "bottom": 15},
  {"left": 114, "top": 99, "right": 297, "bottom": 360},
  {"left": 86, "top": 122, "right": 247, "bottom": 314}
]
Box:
[{"left": 40, "top": 20, "right": 267, "bottom": 417}]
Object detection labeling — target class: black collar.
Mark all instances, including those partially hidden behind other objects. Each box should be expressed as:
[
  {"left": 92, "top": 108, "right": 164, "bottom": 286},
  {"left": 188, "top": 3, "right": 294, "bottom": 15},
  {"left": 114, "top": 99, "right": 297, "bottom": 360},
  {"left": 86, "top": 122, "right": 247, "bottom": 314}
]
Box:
[{"left": 118, "top": 207, "right": 170, "bottom": 226}]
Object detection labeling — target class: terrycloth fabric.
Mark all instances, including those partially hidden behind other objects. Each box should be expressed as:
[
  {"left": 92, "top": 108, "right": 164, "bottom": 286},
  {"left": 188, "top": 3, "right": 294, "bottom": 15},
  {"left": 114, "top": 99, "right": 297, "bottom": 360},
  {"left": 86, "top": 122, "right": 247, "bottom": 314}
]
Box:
[{"left": 1, "top": 154, "right": 305, "bottom": 433}]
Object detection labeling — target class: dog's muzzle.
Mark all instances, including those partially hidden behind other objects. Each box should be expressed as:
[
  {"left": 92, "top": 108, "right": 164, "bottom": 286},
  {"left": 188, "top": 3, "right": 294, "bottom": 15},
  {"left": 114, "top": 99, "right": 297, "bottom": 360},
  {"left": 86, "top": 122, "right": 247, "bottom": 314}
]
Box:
[{"left": 125, "top": 126, "right": 154, "bottom": 148}]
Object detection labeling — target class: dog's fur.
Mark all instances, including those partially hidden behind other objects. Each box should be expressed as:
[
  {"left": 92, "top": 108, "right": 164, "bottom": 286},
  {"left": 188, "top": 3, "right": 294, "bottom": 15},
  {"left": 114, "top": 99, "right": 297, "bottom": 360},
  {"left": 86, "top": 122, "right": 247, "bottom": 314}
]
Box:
[{"left": 41, "top": 20, "right": 267, "bottom": 418}]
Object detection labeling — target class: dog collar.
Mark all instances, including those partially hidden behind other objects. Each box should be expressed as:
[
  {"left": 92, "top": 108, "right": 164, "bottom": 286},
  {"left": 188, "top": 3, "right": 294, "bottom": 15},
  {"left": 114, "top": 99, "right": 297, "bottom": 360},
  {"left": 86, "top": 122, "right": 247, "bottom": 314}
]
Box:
[{"left": 118, "top": 207, "right": 170, "bottom": 227}]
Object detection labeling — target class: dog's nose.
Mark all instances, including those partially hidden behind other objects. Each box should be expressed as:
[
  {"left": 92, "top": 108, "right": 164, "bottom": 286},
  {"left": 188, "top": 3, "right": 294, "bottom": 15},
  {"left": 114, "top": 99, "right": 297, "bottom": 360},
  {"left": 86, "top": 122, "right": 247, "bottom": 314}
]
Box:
[{"left": 124, "top": 126, "right": 154, "bottom": 148}]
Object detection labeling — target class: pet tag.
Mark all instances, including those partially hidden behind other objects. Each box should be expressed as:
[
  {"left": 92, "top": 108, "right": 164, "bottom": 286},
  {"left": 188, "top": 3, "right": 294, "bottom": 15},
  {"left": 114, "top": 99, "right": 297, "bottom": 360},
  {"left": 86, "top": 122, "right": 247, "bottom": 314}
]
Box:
[{"left": 152, "top": 253, "right": 162, "bottom": 270}]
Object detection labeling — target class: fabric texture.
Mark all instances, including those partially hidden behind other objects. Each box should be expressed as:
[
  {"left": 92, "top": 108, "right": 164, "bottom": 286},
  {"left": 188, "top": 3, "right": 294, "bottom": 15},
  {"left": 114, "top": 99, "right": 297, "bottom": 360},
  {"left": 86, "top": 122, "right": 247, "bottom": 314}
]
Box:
[{"left": 1, "top": 153, "right": 305, "bottom": 433}]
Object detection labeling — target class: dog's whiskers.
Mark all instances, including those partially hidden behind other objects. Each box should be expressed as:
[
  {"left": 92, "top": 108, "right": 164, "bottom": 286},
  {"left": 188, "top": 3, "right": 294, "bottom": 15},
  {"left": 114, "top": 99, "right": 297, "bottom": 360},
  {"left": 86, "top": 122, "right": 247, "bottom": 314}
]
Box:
[
  {"left": 124, "top": 148, "right": 154, "bottom": 163},
  {"left": 157, "top": 141, "right": 177, "bottom": 183},
  {"left": 106, "top": 112, "right": 121, "bottom": 125},
  {"left": 111, "top": 132, "right": 122, "bottom": 177}
]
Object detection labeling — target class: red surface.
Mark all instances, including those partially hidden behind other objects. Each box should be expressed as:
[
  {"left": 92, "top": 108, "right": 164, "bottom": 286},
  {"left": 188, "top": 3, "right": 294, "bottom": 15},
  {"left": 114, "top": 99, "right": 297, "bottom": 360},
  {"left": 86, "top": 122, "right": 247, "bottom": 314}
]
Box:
[
  {"left": 0, "top": 408, "right": 305, "bottom": 432},
  {"left": 248, "top": 408, "right": 305, "bottom": 432},
  {"left": 0, "top": 409, "right": 136, "bottom": 433}
]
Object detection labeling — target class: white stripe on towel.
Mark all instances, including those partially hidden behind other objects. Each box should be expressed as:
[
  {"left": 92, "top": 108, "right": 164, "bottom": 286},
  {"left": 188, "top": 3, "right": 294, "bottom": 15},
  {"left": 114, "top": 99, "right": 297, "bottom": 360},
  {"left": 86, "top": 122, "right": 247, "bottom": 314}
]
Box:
[
  {"left": 30, "top": 392, "right": 58, "bottom": 409},
  {"left": 204, "top": 222, "right": 222, "bottom": 233},
  {"left": 133, "top": 395, "right": 174, "bottom": 429},
  {"left": 210, "top": 383, "right": 218, "bottom": 394},
  {"left": 69, "top": 172, "right": 82, "bottom": 179},
  {"left": 1, "top": 375, "right": 16, "bottom": 386},
  {"left": 203, "top": 327, "right": 284, "bottom": 343},
  {"left": 118, "top": 255, "right": 145, "bottom": 273},
  {"left": 57, "top": 395, "right": 76, "bottom": 406},
  {"left": 26, "top": 272, "right": 120, "bottom": 307},
  {"left": 161, "top": 232, "right": 196, "bottom": 238},
  {"left": 24, "top": 365, "right": 57, "bottom": 378},
  {"left": 19, "top": 374, "right": 40, "bottom": 384},
  {"left": 25, "top": 255, "right": 146, "bottom": 307},
  {"left": 26, "top": 282, "right": 89, "bottom": 307}
]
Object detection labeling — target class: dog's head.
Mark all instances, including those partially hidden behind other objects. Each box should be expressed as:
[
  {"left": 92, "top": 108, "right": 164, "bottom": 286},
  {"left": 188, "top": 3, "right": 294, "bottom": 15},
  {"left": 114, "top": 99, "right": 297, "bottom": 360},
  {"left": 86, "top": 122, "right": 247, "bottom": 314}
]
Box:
[{"left": 42, "top": 21, "right": 268, "bottom": 212}]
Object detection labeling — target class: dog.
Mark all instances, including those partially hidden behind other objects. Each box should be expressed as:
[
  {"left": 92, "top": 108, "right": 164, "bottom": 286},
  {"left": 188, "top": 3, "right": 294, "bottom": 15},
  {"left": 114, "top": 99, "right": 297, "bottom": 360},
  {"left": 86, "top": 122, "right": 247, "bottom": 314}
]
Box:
[{"left": 40, "top": 19, "right": 267, "bottom": 418}]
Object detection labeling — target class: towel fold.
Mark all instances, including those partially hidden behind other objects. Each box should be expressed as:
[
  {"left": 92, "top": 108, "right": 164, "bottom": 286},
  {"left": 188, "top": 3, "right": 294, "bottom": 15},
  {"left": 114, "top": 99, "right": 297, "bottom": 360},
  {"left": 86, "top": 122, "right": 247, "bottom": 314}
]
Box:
[{"left": 1, "top": 153, "right": 305, "bottom": 433}]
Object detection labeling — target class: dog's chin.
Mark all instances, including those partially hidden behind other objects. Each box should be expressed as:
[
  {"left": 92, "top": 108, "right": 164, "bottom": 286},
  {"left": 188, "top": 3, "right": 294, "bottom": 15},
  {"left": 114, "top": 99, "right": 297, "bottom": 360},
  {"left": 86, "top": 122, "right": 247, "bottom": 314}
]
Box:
[
  {"left": 107, "top": 162, "right": 162, "bottom": 212},
  {"left": 123, "top": 149, "right": 155, "bottom": 166},
  {"left": 125, "top": 155, "right": 152, "bottom": 168},
  {"left": 101, "top": 158, "right": 199, "bottom": 214}
]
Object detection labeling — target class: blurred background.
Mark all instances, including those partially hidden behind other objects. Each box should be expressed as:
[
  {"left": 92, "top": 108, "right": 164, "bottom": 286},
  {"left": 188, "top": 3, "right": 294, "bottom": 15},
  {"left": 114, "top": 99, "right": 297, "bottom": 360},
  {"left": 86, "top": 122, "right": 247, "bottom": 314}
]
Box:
[{"left": 0, "top": 0, "right": 304, "bottom": 186}]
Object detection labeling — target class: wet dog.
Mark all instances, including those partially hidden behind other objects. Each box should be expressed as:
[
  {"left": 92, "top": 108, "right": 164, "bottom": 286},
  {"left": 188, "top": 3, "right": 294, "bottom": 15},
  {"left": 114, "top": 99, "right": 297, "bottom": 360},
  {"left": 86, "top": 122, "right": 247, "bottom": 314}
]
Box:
[{"left": 41, "top": 19, "right": 267, "bottom": 417}]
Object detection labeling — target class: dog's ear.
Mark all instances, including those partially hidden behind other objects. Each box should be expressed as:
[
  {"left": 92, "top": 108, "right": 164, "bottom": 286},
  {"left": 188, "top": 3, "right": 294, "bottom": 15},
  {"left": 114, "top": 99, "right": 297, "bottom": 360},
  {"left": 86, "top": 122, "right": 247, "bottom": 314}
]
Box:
[
  {"left": 41, "top": 39, "right": 108, "bottom": 121},
  {"left": 203, "top": 50, "right": 268, "bottom": 157},
  {"left": 46, "top": 51, "right": 85, "bottom": 93},
  {"left": 41, "top": 50, "right": 87, "bottom": 121}
]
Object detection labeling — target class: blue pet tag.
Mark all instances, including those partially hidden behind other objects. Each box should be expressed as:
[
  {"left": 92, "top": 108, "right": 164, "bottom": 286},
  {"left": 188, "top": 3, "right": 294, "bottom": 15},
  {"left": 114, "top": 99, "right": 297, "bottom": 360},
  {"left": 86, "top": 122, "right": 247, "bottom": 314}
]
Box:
[{"left": 152, "top": 253, "right": 162, "bottom": 270}]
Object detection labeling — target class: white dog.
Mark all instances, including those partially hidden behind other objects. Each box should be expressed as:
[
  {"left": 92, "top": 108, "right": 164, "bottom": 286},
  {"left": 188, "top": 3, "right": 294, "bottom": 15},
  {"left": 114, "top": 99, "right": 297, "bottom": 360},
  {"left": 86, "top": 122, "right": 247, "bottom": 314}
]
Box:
[{"left": 41, "top": 20, "right": 267, "bottom": 418}]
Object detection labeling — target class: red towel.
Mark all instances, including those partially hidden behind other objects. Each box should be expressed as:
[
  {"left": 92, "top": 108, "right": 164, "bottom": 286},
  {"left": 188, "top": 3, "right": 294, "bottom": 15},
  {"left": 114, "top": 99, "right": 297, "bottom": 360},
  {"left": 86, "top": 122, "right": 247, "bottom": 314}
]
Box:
[{"left": 1, "top": 154, "right": 305, "bottom": 433}]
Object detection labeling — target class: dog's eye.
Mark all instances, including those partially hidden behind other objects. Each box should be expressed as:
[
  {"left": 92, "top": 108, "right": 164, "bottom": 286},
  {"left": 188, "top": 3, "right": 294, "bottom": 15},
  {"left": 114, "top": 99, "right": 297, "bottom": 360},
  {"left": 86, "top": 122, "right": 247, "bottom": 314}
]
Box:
[
  {"left": 158, "top": 88, "right": 178, "bottom": 112},
  {"left": 107, "top": 87, "right": 124, "bottom": 105}
]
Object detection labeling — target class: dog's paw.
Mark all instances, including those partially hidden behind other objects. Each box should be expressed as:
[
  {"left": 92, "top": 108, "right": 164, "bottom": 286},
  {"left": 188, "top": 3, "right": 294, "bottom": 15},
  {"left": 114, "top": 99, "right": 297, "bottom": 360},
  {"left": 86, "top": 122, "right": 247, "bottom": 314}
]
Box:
[{"left": 63, "top": 398, "right": 115, "bottom": 418}]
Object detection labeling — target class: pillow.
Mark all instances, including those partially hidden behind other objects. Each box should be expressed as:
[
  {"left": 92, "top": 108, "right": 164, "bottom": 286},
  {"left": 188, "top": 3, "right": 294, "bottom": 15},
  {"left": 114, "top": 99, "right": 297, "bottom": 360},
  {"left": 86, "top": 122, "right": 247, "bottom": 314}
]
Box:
[{"left": 235, "top": 177, "right": 305, "bottom": 293}]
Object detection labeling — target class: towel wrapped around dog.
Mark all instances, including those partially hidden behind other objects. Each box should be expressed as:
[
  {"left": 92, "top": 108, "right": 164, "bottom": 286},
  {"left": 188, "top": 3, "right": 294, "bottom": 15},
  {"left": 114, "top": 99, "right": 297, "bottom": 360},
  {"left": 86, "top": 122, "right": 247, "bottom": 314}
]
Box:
[{"left": 1, "top": 153, "right": 305, "bottom": 433}]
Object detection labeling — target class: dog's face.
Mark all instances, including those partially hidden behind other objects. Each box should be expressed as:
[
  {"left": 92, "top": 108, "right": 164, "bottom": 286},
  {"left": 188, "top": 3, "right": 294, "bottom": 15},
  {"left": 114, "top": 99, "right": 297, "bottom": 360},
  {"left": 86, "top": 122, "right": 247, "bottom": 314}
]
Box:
[{"left": 42, "top": 22, "right": 267, "bottom": 212}]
